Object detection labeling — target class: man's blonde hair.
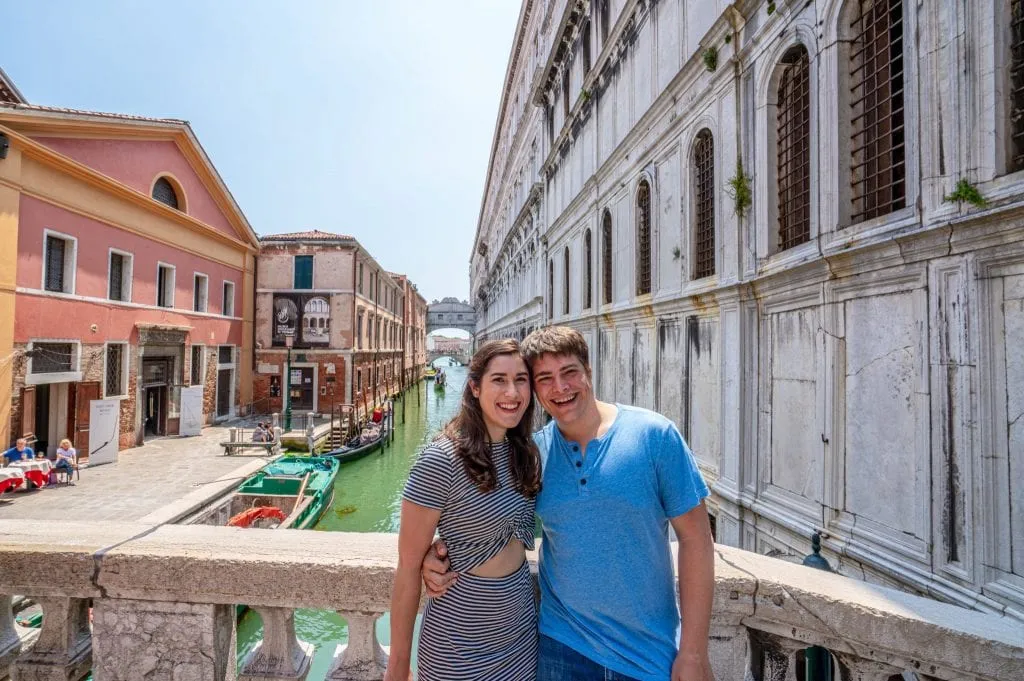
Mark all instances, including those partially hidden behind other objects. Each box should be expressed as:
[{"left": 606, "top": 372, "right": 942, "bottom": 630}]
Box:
[{"left": 520, "top": 326, "right": 590, "bottom": 369}]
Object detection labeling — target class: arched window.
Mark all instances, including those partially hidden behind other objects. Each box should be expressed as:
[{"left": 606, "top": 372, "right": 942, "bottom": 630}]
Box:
[
  {"left": 849, "top": 0, "right": 905, "bottom": 223},
  {"left": 563, "top": 247, "right": 570, "bottom": 315},
  {"left": 583, "top": 229, "right": 593, "bottom": 310},
  {"left": 636, "top": 179, "right": 652, "bottom": 296},
  {"left": 562, "top": 68, "right": 571, "bottom": 119},
  {"left": 693, "top": 129, "right": 716, "bottom": 279},
  {"left": 582, "top": 20, "right": 592, "bottom": 74},
  {"left": 602, "top": 210, "right": 612, "bottom": 304},
  {"left": 600, "top": 0, "right": 610, "bottom": 44},
  {"left": 152, "top": 177, "right": 179, "bottom": 209},
  {"left": 548, "top": 259, "right": 555, "bottom": 318},
  {"left": 1011, "top": 0, "right": 1024, "bottom": 172},
  {"left": 777, "top": 45, "right": 811, "bottom": 250}
]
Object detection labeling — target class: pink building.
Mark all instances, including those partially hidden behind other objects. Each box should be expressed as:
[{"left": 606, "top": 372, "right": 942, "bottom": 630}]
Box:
[{"left": 0, "top": 103, "right": 259, "bottom": 456}]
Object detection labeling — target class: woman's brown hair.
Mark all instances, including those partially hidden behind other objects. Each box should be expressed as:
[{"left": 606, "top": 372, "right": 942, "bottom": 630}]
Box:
[{"left": 442, "top": 339, "right": 541, "bottom": 497}]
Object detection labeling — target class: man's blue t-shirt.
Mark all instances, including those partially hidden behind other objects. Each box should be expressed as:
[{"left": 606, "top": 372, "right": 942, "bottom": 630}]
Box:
[
  {"left": 534, "top": 405, "right": 710, "bottom": 681},
  {"left": 3, "top": 446, "right": 32, "bottom": 462}
]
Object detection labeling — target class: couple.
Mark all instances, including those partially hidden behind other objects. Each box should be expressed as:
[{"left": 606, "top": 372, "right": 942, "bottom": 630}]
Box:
[{"left": 386, "top": 327, "right": 714, "bottom": 681}]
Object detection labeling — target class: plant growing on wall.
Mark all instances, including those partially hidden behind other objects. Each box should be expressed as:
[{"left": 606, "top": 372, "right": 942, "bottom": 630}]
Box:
[
  {"left": 767, "top": 2, "right": 777, "bottom": 16},
  {"left": 726, "top": 160, "right": 753, "bottom": 218},
  {"left": 580, "top": 88, "right": 592, "bottom": 102},
  {"left": 702, "top": 46, "right": 718, "bottom": 72},
  {"left": 943, "top": 178, "right": 987, "bottom": 208},
  {"left": 672, "top": 246, "right": 681, "bottom": 261}
]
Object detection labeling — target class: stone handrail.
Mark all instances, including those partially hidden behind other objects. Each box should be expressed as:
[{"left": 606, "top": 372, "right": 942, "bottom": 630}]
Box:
[{"left": 1, "top": 521, "right": 1022, "bottom": 681}]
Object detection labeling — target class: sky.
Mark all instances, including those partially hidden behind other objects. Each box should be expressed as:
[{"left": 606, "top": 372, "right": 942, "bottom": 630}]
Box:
[{"left": 1, "top": 1, "right": 521, "bottom": 303}]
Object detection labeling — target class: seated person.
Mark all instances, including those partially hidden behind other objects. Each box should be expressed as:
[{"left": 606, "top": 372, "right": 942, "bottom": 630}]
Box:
[
  {"left": 54, "top": 439, "right": 76, "bottom": 480},
  {"left": 2, "top": 438, "right": 33, "bottom": 466},
  {"left": 251, "top": 422, "right": 272, "bottom": 443}
]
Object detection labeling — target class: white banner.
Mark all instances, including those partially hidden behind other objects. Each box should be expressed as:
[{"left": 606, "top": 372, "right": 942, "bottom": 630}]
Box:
[
  {"left": 180, "top": 385, "right": 204, "bottom": 437},
  {"left": 88, "top": 399, "right": 121, "bottom": 467}
]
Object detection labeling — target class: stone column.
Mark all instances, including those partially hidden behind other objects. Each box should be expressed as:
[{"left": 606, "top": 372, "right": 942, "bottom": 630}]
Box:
[
  {"left": 0, "top": 595, "right": 24, "bottom": 676},
  {"left": 11, "top": 597, "right": 91, "bottom": 681},
  {"left": 91, "top": 599, "right": 236, "bottom": 681},
  {"left": 239, "top": 607, "right": 312, "bottom": 681},
  {"left": 326, "top": 611, "right": 387, "bottom": 681}
]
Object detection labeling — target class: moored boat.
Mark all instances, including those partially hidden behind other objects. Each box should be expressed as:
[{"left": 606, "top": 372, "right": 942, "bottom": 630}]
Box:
[
  {"left": 424, "top": 367, "right": 437, "bottom": 380},
  {"left": 318, "top": 409, "right": 392, "bottom": 464}
]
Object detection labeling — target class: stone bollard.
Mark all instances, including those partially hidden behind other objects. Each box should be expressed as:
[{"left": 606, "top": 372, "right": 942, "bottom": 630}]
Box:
[{"left": 272, "top": 413, "right": 280, "bottom": 429}]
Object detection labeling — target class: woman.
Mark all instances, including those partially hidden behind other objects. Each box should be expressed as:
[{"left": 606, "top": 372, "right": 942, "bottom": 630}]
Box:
[
  {"left": 54, "top": 438, "right": 76, "bottom": 482},
  {"left": 385, "top": 339, "right": 542, "bottom": 681}
]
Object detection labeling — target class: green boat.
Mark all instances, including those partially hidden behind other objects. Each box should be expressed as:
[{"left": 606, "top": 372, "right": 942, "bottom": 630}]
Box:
[{"left": 182, "top": 456, "right": 338, "bottom": 531}]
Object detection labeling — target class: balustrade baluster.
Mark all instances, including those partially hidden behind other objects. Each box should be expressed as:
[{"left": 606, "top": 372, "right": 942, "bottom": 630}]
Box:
[
  {"left": 835, "top": 656, "right": 905, "bottom": 681},
  {"left": 0, "top": 595, "right": 25, "bottom": 677},
  {"left": 240, "top": 606, "right": 313, "bottom": 681},
  {"left": 747, "top": 631, "right": 805, "bottom": 681},
  {"left": 327, "top": 610, "right": 387, "bottom": 681},
  {"left": 11, "top": 596, "right": 91, "bottom": 681}
]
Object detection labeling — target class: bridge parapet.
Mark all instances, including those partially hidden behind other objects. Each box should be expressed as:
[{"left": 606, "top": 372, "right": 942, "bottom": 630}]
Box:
[{"left": 1, "top": 521, "right": 1022, "bottom": 681}]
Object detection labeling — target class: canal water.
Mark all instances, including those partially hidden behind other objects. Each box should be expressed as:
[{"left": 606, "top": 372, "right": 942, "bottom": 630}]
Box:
[{"left": 237, "top": 363, "right": 467, "bottom": 678}]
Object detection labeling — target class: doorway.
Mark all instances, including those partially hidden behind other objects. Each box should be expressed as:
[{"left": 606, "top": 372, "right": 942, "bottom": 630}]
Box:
[
  {"left": 144, "top": 386, "right": 166, "bottom": 436},
  {"left": 289, "top": 366, "right": 315, "bottom": 412},
  {"left": 216, "top": 369, "right": 232, "bottom": 418}
]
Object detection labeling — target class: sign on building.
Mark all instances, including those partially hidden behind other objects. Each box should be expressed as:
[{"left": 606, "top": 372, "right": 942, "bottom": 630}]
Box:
[{"left": 272, "top": 293, "right": 331, "bottom": 348}]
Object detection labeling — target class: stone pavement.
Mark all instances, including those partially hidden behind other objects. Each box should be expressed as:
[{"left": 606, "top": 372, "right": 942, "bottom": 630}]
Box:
[{"left": 0, "top": 426, "right": 276, "bottom": 523}]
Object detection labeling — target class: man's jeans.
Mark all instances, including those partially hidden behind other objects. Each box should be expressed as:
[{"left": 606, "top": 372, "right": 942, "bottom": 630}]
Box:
[{"left": 537, "top": 634, "right": 641, "bottom": 681}]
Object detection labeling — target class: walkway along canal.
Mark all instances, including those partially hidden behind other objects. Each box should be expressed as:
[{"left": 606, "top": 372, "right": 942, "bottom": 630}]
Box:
[{"left": 237, "top": 362, "right": 468, "bottom": 678}]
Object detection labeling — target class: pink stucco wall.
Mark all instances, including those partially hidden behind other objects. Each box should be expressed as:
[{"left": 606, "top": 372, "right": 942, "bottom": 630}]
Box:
[
  {"left": 32, "top": 137, "right": 239, "bottom": 239},
  {"left": 16, "top": 195, "right": 243, "bottom": 345}
]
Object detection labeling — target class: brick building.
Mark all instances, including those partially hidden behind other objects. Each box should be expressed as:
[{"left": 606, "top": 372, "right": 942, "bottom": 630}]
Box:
[
  {"left": 254, "top": 231, "right": 421, "bottom": 422},
  {"left": 391, "top": 273, "right": 428, "bottom": 386}
]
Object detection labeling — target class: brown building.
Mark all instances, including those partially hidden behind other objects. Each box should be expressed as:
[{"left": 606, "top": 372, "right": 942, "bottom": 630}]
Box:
[
  {"left": 390, "top": 273, "right": 428, "bottom": 386},
  {"left": 254, "top": 230, "right": 422, "bottom": 423}
]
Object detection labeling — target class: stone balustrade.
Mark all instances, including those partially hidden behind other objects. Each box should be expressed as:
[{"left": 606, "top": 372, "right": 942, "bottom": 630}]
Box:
[{"left": 1, "top": 521, "right": 1022, "bottom": 681}]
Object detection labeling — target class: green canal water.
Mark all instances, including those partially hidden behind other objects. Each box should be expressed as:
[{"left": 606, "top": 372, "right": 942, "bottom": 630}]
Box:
[{"left": 236, "top": 364, "right": 467, "bottom": 678}]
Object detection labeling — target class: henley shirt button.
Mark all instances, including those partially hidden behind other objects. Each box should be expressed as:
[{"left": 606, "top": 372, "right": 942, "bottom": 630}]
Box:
[
  {"left": 571, "top": 445, "right": 579, "bottom": 451},
  {"left": 575, "top": 461, "right": 582, "bottom": 468},
  {"left": 580, "top": 478, "right": 587, "bottom": 485}
]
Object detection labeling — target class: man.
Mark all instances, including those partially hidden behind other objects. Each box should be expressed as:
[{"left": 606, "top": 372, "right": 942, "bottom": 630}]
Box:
[
  {"left": 424, "top": 326, "right": 714, "bottom": 681},
  {"left": 2, "top": 438, "right": 34, "bottom": 467}
]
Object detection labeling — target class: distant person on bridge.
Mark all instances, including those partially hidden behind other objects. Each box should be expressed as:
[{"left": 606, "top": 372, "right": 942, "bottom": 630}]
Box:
[
  {"left": 421, "top": 326, "right": 714, "bottom": 681},
  {"left": 385, "top": 339, "right": 541, "bottom": 681}
]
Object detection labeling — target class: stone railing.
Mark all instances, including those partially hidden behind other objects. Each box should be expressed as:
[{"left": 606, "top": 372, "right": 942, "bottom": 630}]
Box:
[{"left": 1, "top": 521, "right": 1022, "bottom": 681}]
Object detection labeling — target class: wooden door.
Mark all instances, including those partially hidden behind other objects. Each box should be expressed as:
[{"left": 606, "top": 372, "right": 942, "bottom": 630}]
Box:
[
  {"left": 73, "top": 381, "right": 101, "bottom": 458},
  {"left": 20, "top": 386, "right": 36, "bottom": 440}
]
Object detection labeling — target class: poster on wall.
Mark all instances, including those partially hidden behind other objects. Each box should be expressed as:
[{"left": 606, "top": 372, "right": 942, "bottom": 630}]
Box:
[
  {"left": 179, "top": 386, "right": 204, "bottom": 436},
  {"left": 273, "top": 293, "right": 331, "bottom": 348},
  {"left": 88, "top": 399, "right": 121, "bottom": 467}
]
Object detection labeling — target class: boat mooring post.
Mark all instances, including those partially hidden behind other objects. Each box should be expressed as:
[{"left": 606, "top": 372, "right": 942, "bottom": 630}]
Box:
[{"left": 802, "top": 533, "right": 835, "bottom": 681}]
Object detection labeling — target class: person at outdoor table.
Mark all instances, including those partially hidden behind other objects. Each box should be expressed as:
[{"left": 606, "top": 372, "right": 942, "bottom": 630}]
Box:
[
  {"left": 2, "top": 438, "right": 33, "bottom": 466},
  {"left": 54, "top": 439, "right": 76, "bottom": 480}
]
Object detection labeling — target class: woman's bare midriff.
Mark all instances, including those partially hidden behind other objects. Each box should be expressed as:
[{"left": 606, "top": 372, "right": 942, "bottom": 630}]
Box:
[{"left": 467, "top": 539, "right": 527, "bottom": 578}]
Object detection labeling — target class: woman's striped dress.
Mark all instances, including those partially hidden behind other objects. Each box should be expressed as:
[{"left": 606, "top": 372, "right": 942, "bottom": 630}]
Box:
[{"left": 403, "top": 436, "right": 537, "bottom": 681}]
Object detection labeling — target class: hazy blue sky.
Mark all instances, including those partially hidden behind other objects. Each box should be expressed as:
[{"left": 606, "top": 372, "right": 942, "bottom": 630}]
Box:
[{"left": 2, "top": 1, "right": 521, "bottom": 303}]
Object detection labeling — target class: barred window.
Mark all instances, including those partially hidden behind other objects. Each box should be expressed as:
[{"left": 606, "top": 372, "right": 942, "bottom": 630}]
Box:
[
  {"left": 600, "top": 0, "right": 610, "bottom": 43},
  {"left": 105, "top": 344, "right": 125, "bottom": 397},
  {"left": 152, "top": 177, "right": 179, "bottom": 209},
  {"left": 1012, "top": 0, "right": 1024, "bottom": 172},
  {"left": 602, "top": 211, "right": 613, "bottom": 304},
  {"left": 191, "top": 345, "right": 204, "bottom": 385},
  {"left": 562, "top": 68, "right": 571, "bottom": 119},
  {"left": 30, "top": 342, "right": 74, "bottom": 374},
  {"left": 777, "top": 45, "right": 812, "bottom": 250},
  {"left": 563, "top": 247, "right": 570, "bottom": 315},
  {"left": 218, "top": 345, "right": 234, "bottom": 364},
  {"left": 636, "top": 179, "right": 652, "bottom": 296},
  {"left": 849, "top": 0, "right": 906, "bottom": 223},
  {"left": 693, "top": 130, "right": 716, "bottom": 279},
  {"left": 44, "top": 235, "right": 74, "bottom": 293},
  {"left": 584, "top": 229, "right": 593, "bottom": 309},
  {"left": 582, "top": 20, "right": 592, "bottom": 74}
]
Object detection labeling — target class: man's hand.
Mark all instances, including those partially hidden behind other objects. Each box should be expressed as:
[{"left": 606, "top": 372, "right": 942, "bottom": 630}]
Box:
[
  {"left": 421, "top": 539, "right": 456, "bottom": 598},
  {"left": 671, "top": 650, "right": 713, "bottom": 681}
]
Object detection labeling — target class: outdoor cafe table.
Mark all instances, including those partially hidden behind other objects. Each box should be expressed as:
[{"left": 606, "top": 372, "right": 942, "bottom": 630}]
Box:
[
  {"left": 10, "top": 459, "right": 52, "bottom": 488},
  {"left": 0, "top": 467, "right": 26, "bottom": 495}
]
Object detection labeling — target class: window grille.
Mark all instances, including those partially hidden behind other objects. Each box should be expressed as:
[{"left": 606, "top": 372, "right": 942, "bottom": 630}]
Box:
[
  {"left": 109, "top": 253, "right": 125, "bottom": 301},
  {"left": 1012, "top": 0, "right": 1024, "bottom": 172},
  {"left": 191, "top": 345, "right": 204, "bottom": 385},
  {"left": 849, "top": 0, "right": 906, "bottom": 223},
  {"left": 562, "top": 69, "right": 571, "bottom": 119},
  {"left": 582, "top": 21, "right": 592, "bottom": 74},
  {"left": 693, "top": 129, "right": 716, "bottom": 279},
  {"left": 600, "top": 0, "right": 610, "bottom": 43},
  {"left": 218, "top": 346, "right": 233, "bottom": 364},
  {"left": 563, "top": 247, "right": 570, "bottom": 315},
  {"left": 152, "top": 177, "right": 179, "bottom": 209},
  {"left": 44, "top": 236, "right": 66, "bottom": 292},
  {"left": 636, "top": 180, "right": 652, "bottom": 295},
  {"left": 31, "top": 342, "right": 73, "bottom": 374},
  {"left": 602, "top": 211, "right": 612, "bottom": 304},
  {"left": 777, "top": 45, "right": 812, "bottom": 250},
  {"left": 106, "top": 344, "right": 124, "bottom": 397},
  {"left": 584, "top": 229, "right": 593, "bottom": 309}
]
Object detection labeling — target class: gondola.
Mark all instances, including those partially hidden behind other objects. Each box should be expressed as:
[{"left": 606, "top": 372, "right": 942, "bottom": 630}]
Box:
[{"left": 318, "top": 410, "right": 392, "bottom": 464}]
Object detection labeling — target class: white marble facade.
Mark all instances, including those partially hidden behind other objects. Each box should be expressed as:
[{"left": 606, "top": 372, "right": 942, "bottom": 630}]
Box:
[{"left": 471, "top": 0, "right": 1024, "bottom": 619}]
